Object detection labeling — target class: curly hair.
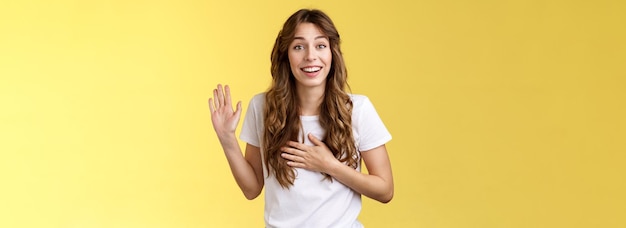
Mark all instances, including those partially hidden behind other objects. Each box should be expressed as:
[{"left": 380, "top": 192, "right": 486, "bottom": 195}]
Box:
[{"left": 263, "top": 9, "right": 358, "bottom": 188}]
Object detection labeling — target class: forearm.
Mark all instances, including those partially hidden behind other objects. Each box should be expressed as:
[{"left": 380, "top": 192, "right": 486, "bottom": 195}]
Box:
[
  {"left": 327, "top": 162, "right": 394, "bottom": 203},
  {"left": 219, "top": 134, "right": 262, "bottom": 200}
]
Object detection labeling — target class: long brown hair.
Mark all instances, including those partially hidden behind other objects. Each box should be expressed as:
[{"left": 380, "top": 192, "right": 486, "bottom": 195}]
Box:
[{"left": 264, "top": 9, "right": 358, "bottom": 188}]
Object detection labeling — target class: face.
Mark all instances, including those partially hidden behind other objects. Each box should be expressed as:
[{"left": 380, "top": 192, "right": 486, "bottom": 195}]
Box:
[{"left": 288, "top": 23, "right": 332, "bottom": 90}]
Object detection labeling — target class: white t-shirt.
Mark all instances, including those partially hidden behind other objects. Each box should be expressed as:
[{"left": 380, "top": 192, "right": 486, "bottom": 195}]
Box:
[{"left": 240, "top": 93, "right": 392, "bottom": 228}]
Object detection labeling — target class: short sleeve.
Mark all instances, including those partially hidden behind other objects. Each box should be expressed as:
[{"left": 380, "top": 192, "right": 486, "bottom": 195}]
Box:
[
  {"left": 353, "top": 95, "right": 392, "bottom": 152},
  {"left": 239, "top": 95, "right": 263, "bottom": 147}
]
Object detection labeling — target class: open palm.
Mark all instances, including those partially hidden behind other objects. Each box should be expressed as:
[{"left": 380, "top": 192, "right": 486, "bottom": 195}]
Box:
[{"left": 208, "top": 84, "right": 242, "bottom": 138}]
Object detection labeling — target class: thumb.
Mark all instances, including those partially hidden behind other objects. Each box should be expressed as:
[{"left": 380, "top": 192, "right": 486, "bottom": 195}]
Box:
[
  {"left": 232, "top": 101, "right": 243, "bottom": 124},
  {"left": 308, "top": 133, "right": 325, "bottom": 146},
  {"left": 234, "top": 101, "right": 242, "bottom": 116}
]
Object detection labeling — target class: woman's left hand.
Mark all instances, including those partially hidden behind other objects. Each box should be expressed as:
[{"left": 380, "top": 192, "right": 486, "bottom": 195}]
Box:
[{"left": 281, "top": 133, "right": 339, "bottom": 173}]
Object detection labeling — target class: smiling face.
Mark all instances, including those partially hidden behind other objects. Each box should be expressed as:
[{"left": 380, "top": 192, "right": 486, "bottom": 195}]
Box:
[{"left": 288, "top": 22, "right": 332, "bottom": 91}]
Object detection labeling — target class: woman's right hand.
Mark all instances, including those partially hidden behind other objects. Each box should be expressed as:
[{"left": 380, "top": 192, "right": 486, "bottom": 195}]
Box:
[{"left": 208, "top": 84, "right": 242, "bottom": 142}]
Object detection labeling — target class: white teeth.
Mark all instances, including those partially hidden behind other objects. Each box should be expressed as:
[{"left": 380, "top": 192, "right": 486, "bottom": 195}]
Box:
[{"left": 302, "top": 67, "right": 321, "bottom": 72}]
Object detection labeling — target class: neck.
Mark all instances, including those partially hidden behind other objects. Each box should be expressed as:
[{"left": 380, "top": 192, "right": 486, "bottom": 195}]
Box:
[{"left": 297, "top": 85, "right": 325, "bottom": 116}]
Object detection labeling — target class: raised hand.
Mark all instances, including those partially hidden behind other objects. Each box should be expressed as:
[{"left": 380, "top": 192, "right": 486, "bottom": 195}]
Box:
[{"left": 208, "top": 84, "right": 242, "bottom": 143}]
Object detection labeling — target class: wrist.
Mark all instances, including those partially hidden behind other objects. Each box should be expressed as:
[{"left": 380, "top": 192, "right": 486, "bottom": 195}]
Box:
[
  {"left": 325, "top": 159, "right": 345, "bottom": 177},
  {"left": 217, "top": 133, "right": 238, "bottom": 150}
]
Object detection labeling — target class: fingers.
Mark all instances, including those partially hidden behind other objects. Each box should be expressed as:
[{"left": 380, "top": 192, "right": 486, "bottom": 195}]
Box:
[
  {"left": 308, "top": 133, "right": 324, "bottom": 146},
  {"left": 224, "top": 85, "right": 232, "bottom": 107},
  {"left": 281, "top": 152, "right": 303, "bottom": 163},
  {"left": 286, "top": 141, "right": 309, "bottom": 151},
  {"left": 211, "top": 84, "right": 237, "bottom": 111},
  {"left": 213, "top": 87, "right": 220, "bottom": 108},
  {"left": 234, "top": 101, "right": 242, "bottom": 116},
  {"left": 217, "top": 84, "right": 225, "bottom": 108},
  {"left": 286, "top": 161, "right": 305, "bottom": 168},
  {"left": 281, "top": 153, "right": 306, "bottom": 168},
  {"left": 281, "top": 146, "right": 304, "bottom": 156},
  {"left": 208, "top": 98, "right": 215, "bottom": 113}
]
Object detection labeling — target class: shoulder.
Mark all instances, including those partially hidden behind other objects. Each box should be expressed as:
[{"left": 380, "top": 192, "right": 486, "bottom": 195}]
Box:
[
  {"left": 248, "top": 92, "right": 266, "bottom": 109},
  {"left": 244, "top": 93, "right": 266, "bottom": 117},
  {"left": 251, "top": 92, "right": 266, "bottom": 104},
  {"left": 348, "top": 94, "right": 373, "bottom": 109}
]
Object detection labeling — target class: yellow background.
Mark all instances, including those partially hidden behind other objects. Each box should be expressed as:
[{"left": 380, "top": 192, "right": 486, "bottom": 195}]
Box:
[{"left": 1, "top": 0, "right": 625, "bottom": 227}]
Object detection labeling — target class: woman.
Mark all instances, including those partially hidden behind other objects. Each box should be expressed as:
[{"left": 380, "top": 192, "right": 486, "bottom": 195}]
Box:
[{"left": 209, "top": 9, "right": 393, "bottom": 228}]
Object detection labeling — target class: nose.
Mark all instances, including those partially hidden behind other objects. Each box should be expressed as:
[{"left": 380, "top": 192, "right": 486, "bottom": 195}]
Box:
[{"left": 305, "top": 48, "right": 317, "bottom": 61}]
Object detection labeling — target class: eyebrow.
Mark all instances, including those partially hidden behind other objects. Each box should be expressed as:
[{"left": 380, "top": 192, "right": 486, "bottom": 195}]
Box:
[{"left": 293, "top": 35, "right": 328, "bottom": 41}]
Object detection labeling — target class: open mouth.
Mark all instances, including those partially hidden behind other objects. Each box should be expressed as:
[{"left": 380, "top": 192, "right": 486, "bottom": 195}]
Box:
[{"left": 301, "top": 66, "right": 321, "bottom": 73}]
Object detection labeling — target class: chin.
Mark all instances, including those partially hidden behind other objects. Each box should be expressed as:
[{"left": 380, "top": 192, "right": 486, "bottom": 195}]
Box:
[{"left": 300, "top": 75, "right": 328, "bottom": 85}]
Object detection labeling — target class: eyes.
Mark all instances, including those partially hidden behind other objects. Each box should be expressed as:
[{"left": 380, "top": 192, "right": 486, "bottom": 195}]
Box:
[{"left": 293, "top": 44, "right": 328, "bottom": 50}]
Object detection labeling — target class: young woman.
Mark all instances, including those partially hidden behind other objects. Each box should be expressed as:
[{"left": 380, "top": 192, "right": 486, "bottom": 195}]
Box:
[{"left": 209, "top": 9, "right": 393, "bottom": 228}]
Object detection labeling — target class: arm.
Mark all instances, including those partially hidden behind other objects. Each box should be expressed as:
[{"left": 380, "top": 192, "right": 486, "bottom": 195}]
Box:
[
  {"left": 333, "top": 144, "right": 394, "bottom": 203},
  {"left": 220, "top": 137, "right": 264, "bottom": 200},
  {"left": 209, "top": 84, "right": 264, "bottom": 200},
  {"left": 281, "top": 133, "right": 394, "bottom": 203}
]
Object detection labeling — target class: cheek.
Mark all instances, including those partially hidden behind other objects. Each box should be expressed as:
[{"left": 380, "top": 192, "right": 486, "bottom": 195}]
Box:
[
  {"left": 290, "top": 49, "right": 304, "bottom": 60},
  {"left": 288, "top": 53, "right": 298, "bottom": 69},
  {"left": 323, "top": 50, "right": 332, "bottom": 63}
]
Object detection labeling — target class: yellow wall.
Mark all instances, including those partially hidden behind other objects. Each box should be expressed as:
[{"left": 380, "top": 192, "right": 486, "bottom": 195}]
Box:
[{"left": 1, "top": 0, "right": 625, "bottom": 227}]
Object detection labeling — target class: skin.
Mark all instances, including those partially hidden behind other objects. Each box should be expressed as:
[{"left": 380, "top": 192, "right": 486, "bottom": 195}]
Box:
[
  {"left": 209, "top": 23, "right": 394, "bottom": 203},
  {"left": 288, "top": 22, "right": 332, "bottom": 116},
  {"left": 209, "top": 85, "right": 263, "bottom": 200}
]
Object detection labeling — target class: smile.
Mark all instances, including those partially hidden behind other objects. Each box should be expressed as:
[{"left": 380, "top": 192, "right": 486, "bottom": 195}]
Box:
[{"left": 301, "top": 67, "right": 321, "bottom": 73}]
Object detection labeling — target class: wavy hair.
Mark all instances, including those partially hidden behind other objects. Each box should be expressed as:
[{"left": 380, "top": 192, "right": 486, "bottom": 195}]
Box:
[{"left": 263, "top": 9, "right": 358, "bottom": 188}]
